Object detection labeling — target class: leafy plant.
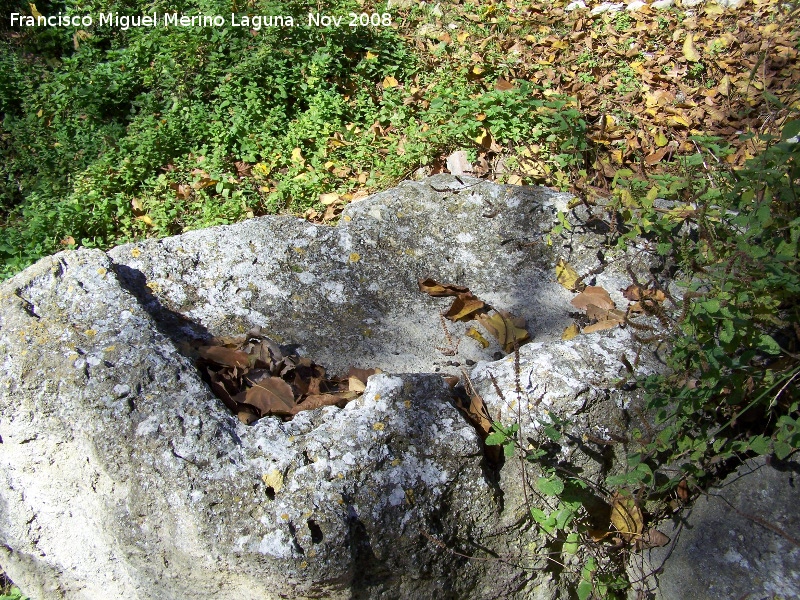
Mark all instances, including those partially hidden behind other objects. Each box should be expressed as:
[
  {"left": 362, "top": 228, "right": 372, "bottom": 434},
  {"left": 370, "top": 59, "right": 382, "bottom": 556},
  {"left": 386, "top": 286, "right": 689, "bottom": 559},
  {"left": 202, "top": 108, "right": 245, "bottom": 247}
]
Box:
[
  {"left": 0, "top": 586, "right": 28, "bottom": 600},
  {"left": 485, "top": 410, "right": 629, "bottom": 599}
]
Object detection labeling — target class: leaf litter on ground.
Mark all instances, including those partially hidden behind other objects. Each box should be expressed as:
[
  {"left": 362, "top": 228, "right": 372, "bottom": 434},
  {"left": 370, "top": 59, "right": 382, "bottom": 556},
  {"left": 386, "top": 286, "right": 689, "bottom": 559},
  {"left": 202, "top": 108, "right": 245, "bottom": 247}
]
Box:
[
  {"left": 418, "top": 277, "right": 529, "bottom": 353},
  {"left": 196, "top": 327, "right": 378, "bottom": 424}
]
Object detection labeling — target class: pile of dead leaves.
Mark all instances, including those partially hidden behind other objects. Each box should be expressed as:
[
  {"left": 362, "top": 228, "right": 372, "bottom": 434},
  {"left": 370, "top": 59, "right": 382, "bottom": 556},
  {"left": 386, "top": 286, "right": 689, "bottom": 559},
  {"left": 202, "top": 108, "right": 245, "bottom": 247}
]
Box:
[
  {"left": 556, "top": 258, "right": 668, "bottom": 339},
  {"left": 418, "top": 277, "right": 530, "bottom": 353},
  {"left": 195, "top": 327, "right": 378, "bottom": 424}
]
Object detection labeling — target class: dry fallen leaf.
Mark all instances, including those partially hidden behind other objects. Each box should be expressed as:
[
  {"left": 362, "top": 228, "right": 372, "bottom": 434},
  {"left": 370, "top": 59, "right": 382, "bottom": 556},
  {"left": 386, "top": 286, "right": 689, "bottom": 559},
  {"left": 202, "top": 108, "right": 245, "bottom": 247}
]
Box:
[
  {"left": 444, "top": 293, "right": 486, "bottom": 322},
  {"left": 562, "top": 323, "right": 580, "bottom": 340},
  {"left": 198, "top": 332, "right": 369, "bottom": 424},
  {"left": 677, "top": 478, "right": 690, "bottom": 501},
  {"left": 241, "top": 376, "right": 296, "bottom": 416},
  {"left": 466, "top": 327, "right": 490, "bottom": 348},
  {"left": 348, "top": 377, "right": 367, "bottom": 393},
  {"left": 621, "top": 284, "right": 666, "bottom": 302},
  {"left": 454, "top": 377, "right": 502, "bottom": 464},
  {"left": 320, "top": 192, "right": 340, "bottom": 205},
  {"left": 495, "top": 77, "right": 515, "bottom": 91},
  {"left": 570, "top": 286, "right": 615, "bottom": 311},
  {"left": 446, "top": 150, "right": 472, "bottom": 176},
  {"left": 644, "top": 146, "right": 670, "bottom": 165},
  {"left": 296, "top": 392, "right": 356, "bottom": 412},
  {"left": 418, "top": 278, "right": 470, "bottom": 297},
  {"left": 610, "top": 491, "right": 644, "bottom": 542},
  {"left": 476, "top": 310, "right": 530, "bottom": 353},
  {"left": 556, "top": 258, "right": 584, "bottom": 291},
  {"left": 348, "top": 367, "right": 378, "bottom": 385},
  {"left": 198, "top": 346, "right": 251, "bottom": 369},
  {"left": 583, "top": 305, "right": 626, "bottom": 334},
  {"left": 637, "top": 528, "right": 670, "bottom": 550}
]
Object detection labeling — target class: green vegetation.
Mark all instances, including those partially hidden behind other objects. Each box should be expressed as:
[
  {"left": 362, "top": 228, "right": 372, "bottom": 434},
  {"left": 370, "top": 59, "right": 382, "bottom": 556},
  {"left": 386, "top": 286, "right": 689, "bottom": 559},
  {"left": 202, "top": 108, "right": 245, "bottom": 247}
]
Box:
[
  {"left": 2, "top": 0, "right": 799, "bottom": 597},
  {"left": 492, "top": 121, "right": 799, "bottom": 597},
  {"left": 0, "top": 0, "right": 589, "bottom": 278},
  {"left": 0, "top": 576, "right": 28, "bottom": 600}
]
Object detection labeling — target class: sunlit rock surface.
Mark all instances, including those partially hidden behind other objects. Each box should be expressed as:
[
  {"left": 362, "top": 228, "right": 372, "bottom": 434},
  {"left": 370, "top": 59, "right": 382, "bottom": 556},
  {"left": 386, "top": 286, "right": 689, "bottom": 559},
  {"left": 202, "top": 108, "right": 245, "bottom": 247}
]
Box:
[{"left": 1, "top": 176, "right": 668, "bottom": 599}]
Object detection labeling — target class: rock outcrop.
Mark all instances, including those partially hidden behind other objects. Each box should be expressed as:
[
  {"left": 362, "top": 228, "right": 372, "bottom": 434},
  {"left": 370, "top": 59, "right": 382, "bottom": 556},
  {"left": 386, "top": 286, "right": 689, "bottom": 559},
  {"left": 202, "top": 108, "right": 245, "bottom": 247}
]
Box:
[
  {"left": 0, "top": 176, "right": 664, "bottom": 599},
  {"left": 641, "top": 456, "right": 800, "bottom": 600}
]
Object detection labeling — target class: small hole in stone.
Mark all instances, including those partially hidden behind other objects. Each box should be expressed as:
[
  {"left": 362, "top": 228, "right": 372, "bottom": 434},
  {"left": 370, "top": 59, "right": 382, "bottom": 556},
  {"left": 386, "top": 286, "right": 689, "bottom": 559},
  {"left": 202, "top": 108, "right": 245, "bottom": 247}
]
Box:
[
  {"left": 265, "top": 486, "right": 275, "bottom": 500},
  {"left": 308, "top": 519, "right": 323, "bottom": 544}
]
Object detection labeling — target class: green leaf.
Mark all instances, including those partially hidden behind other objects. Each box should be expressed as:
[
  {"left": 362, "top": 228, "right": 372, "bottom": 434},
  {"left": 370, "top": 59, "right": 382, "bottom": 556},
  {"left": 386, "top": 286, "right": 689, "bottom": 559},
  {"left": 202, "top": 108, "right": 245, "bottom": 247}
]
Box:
[
  {"left": 543, "top": 424, "right": 561, "bottom": 442},
  {"left": 503, "top": 441, "right": 516, "bottom": 458},
  {"left": 530, "top": 507, "right": 557, "bottom": 534},
  {"left": 563, "top": 531, "right": 579, "bottom": 554},
  {"left": 748, "top": 434, "right": 771, "bottom": 455},
  {"left": 774, "top": 440, "right": 793, "bottom": 460},
  {"left": 719, "top": 319, "right": 735, "bottom": 344},
  {"left": 536, "top": 476, "right": 565, "bottom": 496},
  {"left": 576, "top": 580, "right": 593, "bottom": 600},
  {"left": 484, "top": 431, "right": 506, "bottom": 446},
  {"left": 577, "top": 557, "right": 597, "bottom": 600},
  {"left": 757, "top": 334, "right": 781, "bottom": 355},
  {"left": 554, "top": 506, "right": 576, "bottom": 529},
  {"left": 781, "top": 119, "right": 800, "bottom": 141}
]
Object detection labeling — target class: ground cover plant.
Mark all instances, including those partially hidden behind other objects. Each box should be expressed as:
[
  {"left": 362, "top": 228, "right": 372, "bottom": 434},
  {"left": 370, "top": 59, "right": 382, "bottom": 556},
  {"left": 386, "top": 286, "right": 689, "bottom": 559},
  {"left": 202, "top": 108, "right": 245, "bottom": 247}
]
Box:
[{"left": 1, "top": 0, "right": 799, "bottom": 597}]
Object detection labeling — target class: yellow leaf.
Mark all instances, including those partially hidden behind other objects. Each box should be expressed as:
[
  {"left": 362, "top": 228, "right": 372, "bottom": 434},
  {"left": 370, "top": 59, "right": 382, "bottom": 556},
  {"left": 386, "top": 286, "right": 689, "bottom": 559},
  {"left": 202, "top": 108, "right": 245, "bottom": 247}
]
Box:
[
  {"left": 473, "top": 127, "right": 491, "bottom": 147},
  {"left": 457, "top": 31, "right": 469, "bottom": 43},
  {"left": 666, "top": 114, "right": 691, "bottom": 128},
  {"left": 382, "top": 75, "right": 399, "bottom": 89},
  {"left": 562, "top": 323, "right": 580, "bottom": 340},
  {"left": 466, "top": 327, "right": 490, "bottom": 348},
  {"left": 320, "top": 193, "right": 340, "bottom": 205},
  {"left": 718, "top": 74, "right": 730, "bottom": 96},
  {"left": 366, "top": 51, "right": 378, "bottom": 60},
  {"left": 618, "top": 188, "right": 636, "bottom": 207},
  {"left": 654, "top": 132, "right": 668, "bottom": 147},
  {"left": 476, "top": 310, "right": 529, "bottom": 353},
  {"left": 36, "top": 109, "right": 43, "bottom": 118},
  {"left": 682, "top": 33, "right": 701, "bottom": 62},
  {"left": 646, "top": 186, "right": 659, "bottom": 202},
  {"left": 507, "top": 174, "right": 523, "bottom": 185},
  {"left": 131, "top": 198, "right": 144, "bottom": 215},
  {"left": 291, "top": 147, "right": 304, "bottom": 163},
  {"left": 444, "top": 293, "right": 485, "bottom": 322},
  {"left": 610, "top": 491, "right": 644, "bottom": 541},
  {"left": 471, "top": 64, "right": 484, "bottom": 75},
  {"left": 29, "top": 3, "right": 42, "bottom": 18},
  {"left": 556, "top": 258, "right": 583, "bottom": 291},
  {"left": 136, "top": 215, "right": 155, "bottom": 226}
]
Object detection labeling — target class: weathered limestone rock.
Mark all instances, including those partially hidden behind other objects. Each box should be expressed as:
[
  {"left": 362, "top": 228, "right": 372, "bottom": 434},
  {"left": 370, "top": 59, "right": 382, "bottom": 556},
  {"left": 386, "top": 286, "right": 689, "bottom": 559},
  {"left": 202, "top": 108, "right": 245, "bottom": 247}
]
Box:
[
  {"left": 640, "top": 457, "right": 800, "bottom": 600},
  {"left": 0, "top": 176, "right": 659, "bottom": 599},
  {"left": 106, "top": 176, "right": 577, "bottom": 376}
]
